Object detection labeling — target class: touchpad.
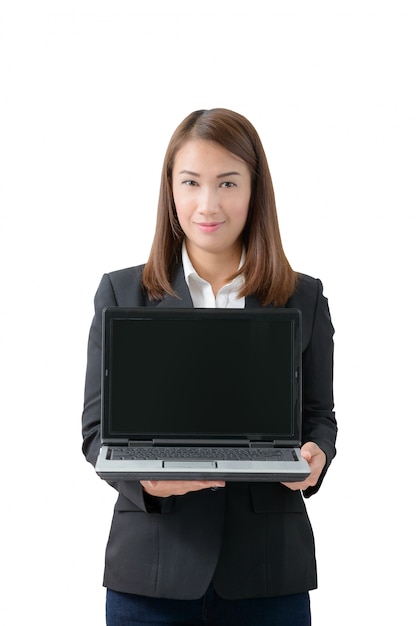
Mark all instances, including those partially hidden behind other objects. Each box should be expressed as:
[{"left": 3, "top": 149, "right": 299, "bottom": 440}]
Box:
[{"left": 163, "top": 461, "right": 218, "bottom": 469}]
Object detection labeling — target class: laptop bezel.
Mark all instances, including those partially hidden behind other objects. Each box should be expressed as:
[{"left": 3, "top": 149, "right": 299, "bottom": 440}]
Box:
[{"left": 101, "top": 307, "right": 303, "bottom": 447}]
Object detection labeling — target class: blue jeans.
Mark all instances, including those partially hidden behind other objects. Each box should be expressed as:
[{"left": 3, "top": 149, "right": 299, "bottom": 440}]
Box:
[{"left": 106, "top": 584, "right": 311, "bottom": 626}]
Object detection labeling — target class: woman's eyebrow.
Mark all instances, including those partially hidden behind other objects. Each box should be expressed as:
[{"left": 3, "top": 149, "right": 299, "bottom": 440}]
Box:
[
  {"left": 178, "top": 170, "right": 241, "bottom": 178},
  {"left": 217, "top": 171, "right": 241, "bottom": 178},
  {"left": 179, "top": 170, "right": 200, "bottom": 177}
]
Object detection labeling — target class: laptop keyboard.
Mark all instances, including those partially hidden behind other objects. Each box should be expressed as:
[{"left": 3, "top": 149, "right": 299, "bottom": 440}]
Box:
[{"left": 109, "top": 446, "right": 297, "bottom": 461}]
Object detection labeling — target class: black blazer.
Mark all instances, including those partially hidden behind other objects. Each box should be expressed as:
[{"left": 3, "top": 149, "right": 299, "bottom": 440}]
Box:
[{"left": 82, "top": 264, "right": 337, "bottom": 600}]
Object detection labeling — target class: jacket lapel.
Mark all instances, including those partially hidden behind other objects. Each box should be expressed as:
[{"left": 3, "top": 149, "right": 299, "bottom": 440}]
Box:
[
  {"left": 245, "top": 294, "right": 263, "bottom": 308},
  {"left": 155, "top": 263, "right": 194, "bottom": 308},
  {"left": 154, "top": 262, "right": 265, "bottom": 309}
]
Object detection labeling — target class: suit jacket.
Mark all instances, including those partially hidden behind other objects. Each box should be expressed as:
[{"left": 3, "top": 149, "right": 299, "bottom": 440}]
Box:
[{"left": 82, "top": 263, "right": 337, "bottom": 600}]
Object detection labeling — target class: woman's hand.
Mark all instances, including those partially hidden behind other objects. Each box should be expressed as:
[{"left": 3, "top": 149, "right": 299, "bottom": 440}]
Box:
[
  {"left": 281, "top": 441, "right": 326, "bottom": 491},
  {"left": 141, "top": 480, "right": 226, "bottom": 498}
]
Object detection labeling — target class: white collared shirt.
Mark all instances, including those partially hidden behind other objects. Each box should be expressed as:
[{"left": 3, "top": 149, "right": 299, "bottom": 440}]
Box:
[{"left": 182, "top": 242, "right": 245, "bottom": 309}]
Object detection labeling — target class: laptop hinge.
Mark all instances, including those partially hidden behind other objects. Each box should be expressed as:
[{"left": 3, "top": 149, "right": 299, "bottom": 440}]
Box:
[
  {"left": 249, "top": 440, "right": 281, "bottom": 448},
  {"left": 127, "top": 439, "right": 284, "bottom": 448},
  {"left": 151, "top": 438, "right": 249, "bottom": 447},
  {"left": 128, "top": 440, "right": 153, "bottom": 447}
]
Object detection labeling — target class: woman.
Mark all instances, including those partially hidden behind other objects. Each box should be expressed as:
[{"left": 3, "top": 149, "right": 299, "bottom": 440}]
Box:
[{"left": 82, "top": 108, "right": 337, "bottom": 625}]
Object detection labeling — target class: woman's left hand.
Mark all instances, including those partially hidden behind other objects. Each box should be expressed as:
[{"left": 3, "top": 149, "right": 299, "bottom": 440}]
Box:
[{"left": 281, "top": 441, "right": 326, "bottom": 491}]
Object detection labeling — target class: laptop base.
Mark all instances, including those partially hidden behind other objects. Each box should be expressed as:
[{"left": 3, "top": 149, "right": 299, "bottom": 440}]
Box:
[{"left": 95, "top": 446, "right": 310, "bottom": 482}]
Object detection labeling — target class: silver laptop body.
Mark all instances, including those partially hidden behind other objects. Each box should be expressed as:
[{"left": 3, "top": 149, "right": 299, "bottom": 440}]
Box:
[{"left": 95, "top": 307, "right": 310, "bottom": 482}]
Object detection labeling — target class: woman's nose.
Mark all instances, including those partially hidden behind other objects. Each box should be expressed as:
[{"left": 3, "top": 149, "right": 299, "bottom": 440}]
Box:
[{"left": 197, "top": 187, "right": 219, "bottom": 214}]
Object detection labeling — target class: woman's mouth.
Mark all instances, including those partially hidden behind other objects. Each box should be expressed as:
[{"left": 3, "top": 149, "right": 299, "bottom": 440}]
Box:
[{"left": 195, "top": 222, "right": 224, "bottom": 233}]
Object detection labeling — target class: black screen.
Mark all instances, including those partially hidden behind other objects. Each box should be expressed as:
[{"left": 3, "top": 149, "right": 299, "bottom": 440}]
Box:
[{"left": 103, "top": 310, "right": 300, "bottom": 439}]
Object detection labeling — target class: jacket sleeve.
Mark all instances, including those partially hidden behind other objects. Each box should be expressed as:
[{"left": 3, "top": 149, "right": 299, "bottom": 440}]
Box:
[
  {"left": 81, "top": 272, "right": 163, "bottom": 512},
  {"left": 301, "top": 278, "right": 337, "bottom": 497}
]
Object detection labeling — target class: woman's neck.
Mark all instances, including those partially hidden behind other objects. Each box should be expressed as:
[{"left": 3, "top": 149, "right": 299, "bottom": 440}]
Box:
[{"left": 186, "top": 242, "right": 242, "bottom": 296}]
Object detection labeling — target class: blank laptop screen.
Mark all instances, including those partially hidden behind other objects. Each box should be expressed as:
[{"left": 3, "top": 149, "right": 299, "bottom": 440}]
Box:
[{"left": 103, "top": 309, "right": 301, "bottom": 440}]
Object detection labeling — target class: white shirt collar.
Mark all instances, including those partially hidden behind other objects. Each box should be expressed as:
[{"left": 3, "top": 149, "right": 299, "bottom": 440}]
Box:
[{"left": 181, "top": 241, "right": 246, "bottom": 308}]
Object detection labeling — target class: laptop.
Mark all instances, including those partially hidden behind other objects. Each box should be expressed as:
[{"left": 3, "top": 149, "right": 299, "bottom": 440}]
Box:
[{"left": 95, "top": 306, "right": 310, "bottom": 482}]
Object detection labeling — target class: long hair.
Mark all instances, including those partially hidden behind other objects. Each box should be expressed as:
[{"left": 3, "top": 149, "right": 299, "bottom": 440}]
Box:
[{"left": 142, "top": 108, "right": 297, "bottom": 306}]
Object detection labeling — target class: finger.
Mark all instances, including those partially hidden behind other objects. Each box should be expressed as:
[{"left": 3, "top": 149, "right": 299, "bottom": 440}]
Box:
[
  {"left": 200, "top": 481, "right": 226, "bottom": 487},
  {"left": 301, "top": 449, "right": 312, "bottom": 461},
  {"left": 189, "top": 481, "right": 226, "bottom": 491}
]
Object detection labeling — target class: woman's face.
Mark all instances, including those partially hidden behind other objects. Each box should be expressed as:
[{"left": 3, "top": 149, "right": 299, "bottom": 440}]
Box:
[{"left": 172, "top": 139, "right": 252, "bottom": 259}]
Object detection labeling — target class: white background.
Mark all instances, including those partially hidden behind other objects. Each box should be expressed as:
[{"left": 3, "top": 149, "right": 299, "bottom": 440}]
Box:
[{"left": 1, "top": 1, "right": 417, "bottom": 624}]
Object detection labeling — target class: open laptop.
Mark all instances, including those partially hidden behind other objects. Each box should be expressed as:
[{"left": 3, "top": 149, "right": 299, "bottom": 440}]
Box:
[{"left": 95, "top": 306, "right": 310, "bottom": 482}]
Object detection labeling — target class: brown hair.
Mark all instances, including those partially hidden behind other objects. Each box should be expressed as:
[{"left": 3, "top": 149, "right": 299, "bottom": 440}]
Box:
[{"left": 142, "top": 108, "right": 297, "bottom": 306}]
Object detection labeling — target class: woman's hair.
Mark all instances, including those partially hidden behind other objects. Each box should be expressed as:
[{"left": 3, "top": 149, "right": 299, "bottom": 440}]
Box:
[{"left": 142, "top": 108, "right": 297, "bottom": 306}]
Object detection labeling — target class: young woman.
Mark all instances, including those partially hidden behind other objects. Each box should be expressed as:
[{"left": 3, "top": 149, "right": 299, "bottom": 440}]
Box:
[{"left": 82, "top": 108, "right": 337, "bottom": 626}]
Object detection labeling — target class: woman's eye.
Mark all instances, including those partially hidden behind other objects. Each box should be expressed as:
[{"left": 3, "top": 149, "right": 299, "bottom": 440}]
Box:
[
  {"left": 182, "top": 180, "right": 198, "bottom": 186},
  {"left": 220, "top": 181, "right": 236, "bottom": 188}
]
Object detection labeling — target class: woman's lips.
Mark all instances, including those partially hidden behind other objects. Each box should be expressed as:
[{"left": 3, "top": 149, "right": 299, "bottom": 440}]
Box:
[{"left": 195, "top": 222, "right": 224, "bottom": 233}]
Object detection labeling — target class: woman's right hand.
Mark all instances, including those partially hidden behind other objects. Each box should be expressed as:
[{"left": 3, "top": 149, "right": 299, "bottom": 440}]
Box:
[{"left": 140, "top": 480, "right": 225, "bottom": 498}]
